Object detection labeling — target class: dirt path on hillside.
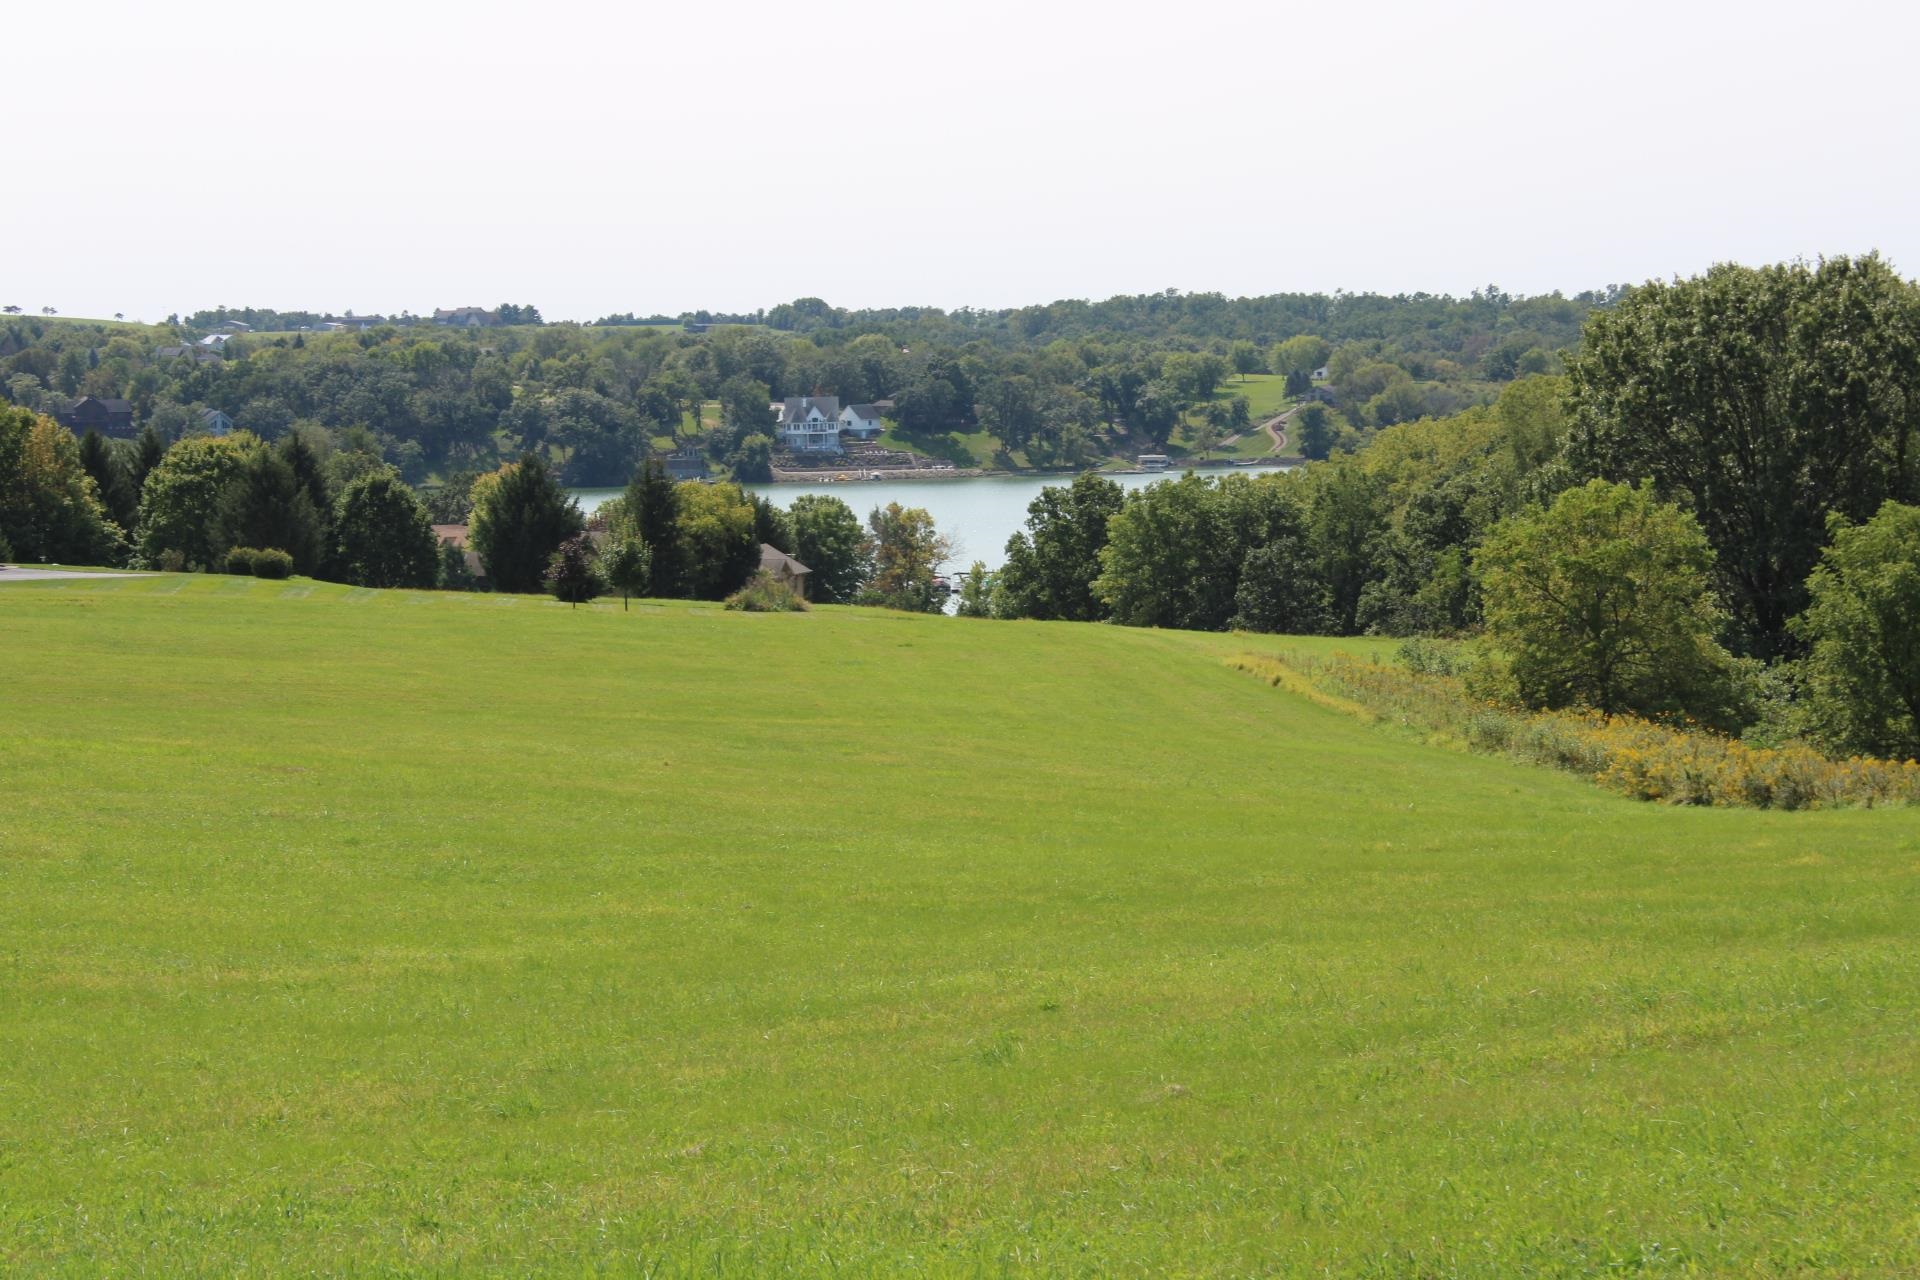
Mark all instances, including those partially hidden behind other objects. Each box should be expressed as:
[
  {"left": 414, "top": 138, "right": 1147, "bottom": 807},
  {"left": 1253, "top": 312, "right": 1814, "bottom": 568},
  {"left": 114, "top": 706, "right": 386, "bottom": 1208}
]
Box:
[{"left": 1262, "top": 405, "right": 1297, "bottom": 454}]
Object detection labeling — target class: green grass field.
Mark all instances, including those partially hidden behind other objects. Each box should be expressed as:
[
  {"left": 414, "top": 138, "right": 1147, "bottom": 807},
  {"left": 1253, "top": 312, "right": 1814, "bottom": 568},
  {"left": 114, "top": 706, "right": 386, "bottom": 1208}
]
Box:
[{"left": 3, "top": 576, "right": 1918, "bottom": 1275}]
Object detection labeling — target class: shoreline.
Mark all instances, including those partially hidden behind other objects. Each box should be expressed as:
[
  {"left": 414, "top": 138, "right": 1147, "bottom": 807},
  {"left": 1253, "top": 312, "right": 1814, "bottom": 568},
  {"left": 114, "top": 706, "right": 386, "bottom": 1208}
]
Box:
[{"left": 768, "top": 457, "right": 1300, "bottom": 484}]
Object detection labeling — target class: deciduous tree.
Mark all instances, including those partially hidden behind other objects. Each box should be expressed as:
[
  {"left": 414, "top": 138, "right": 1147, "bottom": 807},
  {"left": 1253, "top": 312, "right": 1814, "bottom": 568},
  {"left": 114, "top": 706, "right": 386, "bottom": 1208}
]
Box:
[
  {"left": 863, "top": 502, "right": 951, "bottom": 612},
  {"left": 1792, "top": 501, "right": 1920, "bottom": 760},
  {"left": 332, "top": 471, "right": 438, "bottom": 589},
  {"left": 545, "top": 534, "right": 603, "bottom": 608},
  {"left": 787, "top": 493, "right": 871, "bottom": 603},
  {"left": 1567, "top": 255, "right": 1920, "bottom": 656},
  {"left": 1475, "top": 480, "right": 1734, "bottom": 720},
  {"left": 600, "top": 532, "right": 652, "bottom": 610}
]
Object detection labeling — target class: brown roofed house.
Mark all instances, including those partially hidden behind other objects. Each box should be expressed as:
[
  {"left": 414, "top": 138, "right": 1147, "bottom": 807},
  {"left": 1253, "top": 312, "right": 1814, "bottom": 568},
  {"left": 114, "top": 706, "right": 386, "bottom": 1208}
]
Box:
[
  {"left": 57, "top": 396, "right": 135, "bottom": 438},
  {"left": 758, "top": 543, "right": 812, "bottom": 598}
]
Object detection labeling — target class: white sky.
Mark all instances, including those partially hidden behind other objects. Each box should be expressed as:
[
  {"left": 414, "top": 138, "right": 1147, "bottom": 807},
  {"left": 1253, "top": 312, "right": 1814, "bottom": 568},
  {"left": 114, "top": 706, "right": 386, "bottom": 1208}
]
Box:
[{"left": 9, "top": 0, "right": 1917, "bottom": 323}]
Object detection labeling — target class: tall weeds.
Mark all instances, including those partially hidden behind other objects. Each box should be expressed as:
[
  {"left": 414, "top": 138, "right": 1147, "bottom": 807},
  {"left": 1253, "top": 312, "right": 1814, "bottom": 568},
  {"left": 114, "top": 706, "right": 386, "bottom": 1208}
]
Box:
[{"left": 1231, "top": 652, "right": 1920, "bottom": 810}]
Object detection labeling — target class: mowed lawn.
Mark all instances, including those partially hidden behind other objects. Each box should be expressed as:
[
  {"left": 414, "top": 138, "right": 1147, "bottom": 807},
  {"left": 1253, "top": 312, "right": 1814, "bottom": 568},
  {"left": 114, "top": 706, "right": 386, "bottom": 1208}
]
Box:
[{"left": 2, "top": 576, "right": 1917, "bottom": 1276}]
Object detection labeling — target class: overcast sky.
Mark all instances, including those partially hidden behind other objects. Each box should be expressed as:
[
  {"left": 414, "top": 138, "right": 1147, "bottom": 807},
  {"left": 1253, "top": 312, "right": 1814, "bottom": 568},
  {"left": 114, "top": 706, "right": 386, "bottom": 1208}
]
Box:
[{"left": 10, "top": 0, "right": 1917, "bottom": 323}]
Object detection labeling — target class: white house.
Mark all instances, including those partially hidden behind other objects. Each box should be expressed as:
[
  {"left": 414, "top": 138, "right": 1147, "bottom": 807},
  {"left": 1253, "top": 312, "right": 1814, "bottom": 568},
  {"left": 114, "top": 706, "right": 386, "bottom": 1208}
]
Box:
[
  {"left": 838, "top": 403, "right": 884, "bottom": 441},
  {"left": 776, "top": 395, "right": 844, "bottom": 453}
]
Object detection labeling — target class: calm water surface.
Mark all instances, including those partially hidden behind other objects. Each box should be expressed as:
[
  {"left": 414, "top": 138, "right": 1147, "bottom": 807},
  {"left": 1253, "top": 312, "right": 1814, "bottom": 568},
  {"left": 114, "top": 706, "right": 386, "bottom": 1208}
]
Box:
[{"left": 573, "top": 466, "right": 1296, "bottom": 570}]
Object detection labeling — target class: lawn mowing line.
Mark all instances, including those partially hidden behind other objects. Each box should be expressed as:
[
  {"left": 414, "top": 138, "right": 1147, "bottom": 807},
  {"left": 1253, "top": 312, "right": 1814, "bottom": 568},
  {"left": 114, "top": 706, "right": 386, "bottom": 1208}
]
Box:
[{"left": 280, "top": 586, "right": 313, "bottom": 600}]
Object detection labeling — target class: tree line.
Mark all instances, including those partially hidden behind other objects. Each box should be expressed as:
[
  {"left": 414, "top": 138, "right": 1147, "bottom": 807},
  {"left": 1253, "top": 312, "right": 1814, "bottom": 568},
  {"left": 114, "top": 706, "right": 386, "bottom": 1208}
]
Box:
[
  {"left": 0, "top": 285, "right": 1597, "bottom": 493},
  {"left": 0, "top": 407, "right": 955, "bottom": 619},
  {"left": 973, "top": 256, "right": 1920, "bottom": 761}
]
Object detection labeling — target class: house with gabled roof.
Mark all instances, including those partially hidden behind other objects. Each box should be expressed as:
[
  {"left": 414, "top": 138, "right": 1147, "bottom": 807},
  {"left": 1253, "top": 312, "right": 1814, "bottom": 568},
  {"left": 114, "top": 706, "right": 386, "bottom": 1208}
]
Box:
[
  {"left": 776, "top": 395, "right": 844, "bottom": 453},
  {"left": 58, "top": 396, "right": 135, "bottom": 437},
  {"left": 839, "top": 403, "right": 884, "bottom": 441},
  {"left": 432, "top": 307, "right": 500, "bottom": 328},
  {"left": 758, "top": 543, "right": 812, "bottom": 598}
]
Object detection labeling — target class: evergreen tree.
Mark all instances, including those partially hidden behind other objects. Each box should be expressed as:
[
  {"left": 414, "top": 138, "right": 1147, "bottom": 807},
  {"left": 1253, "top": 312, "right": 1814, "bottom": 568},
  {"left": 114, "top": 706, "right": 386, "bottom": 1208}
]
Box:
[
  {"left": 469, "top": 454, "right": 583, "bottom": 593},
  {"left": 77, "top": 429, "right": 137, "bottom": 531},
  {"left": 130, "top": 424, "right": 167, "bottom": 497},
  {"left": 749, "top": 491, "right": 790, "bottom": 551},
  {"left": 278, "top": 432, "right": 333, "bottom": 527},
  {"left": 215, "top": 449, "right": 327, "bottom": 574},
  {"left": 621, "top": 456, "right": 682, "bottom": 596}
]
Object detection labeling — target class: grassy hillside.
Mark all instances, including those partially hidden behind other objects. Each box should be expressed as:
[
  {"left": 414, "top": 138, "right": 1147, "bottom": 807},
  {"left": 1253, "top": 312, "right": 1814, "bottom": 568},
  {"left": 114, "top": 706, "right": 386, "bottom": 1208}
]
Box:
[{"left": 3, "top": 576, "right": 1917, "bottom": 1275}]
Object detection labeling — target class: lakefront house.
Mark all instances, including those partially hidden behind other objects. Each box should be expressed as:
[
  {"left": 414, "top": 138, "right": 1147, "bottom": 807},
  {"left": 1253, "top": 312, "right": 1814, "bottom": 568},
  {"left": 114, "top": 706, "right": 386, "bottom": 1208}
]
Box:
[{"left": 774, "top": 396, "right": 887, "bottom": 453}]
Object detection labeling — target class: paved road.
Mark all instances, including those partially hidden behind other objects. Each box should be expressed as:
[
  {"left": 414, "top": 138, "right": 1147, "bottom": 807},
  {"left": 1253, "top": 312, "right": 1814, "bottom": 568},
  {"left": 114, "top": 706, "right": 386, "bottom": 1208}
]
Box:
[{"left": 0, "top": 566, "right": 150, "bottom": 582}]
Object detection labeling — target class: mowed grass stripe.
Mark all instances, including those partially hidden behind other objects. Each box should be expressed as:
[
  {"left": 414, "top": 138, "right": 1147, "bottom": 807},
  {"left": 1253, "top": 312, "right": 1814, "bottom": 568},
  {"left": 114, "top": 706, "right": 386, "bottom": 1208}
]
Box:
[{"left": 0, "top": 577, "right": 1915, "bottom": 1276}]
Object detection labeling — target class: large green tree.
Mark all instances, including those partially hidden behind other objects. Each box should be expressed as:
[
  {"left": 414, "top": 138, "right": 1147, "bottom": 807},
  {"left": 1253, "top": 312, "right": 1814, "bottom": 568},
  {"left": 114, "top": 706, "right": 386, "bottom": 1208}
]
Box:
[
  {"left": 996, "top": 472, "right": 1124, "bottom": 621},
  {"left": 1475, "top": 480, "right": 1735, "bottom": 720},
  {"left": 332, "top": 471, "right": 438, "bottom": 589},
  {"left": 674, "top": 481, "right": 760, "bottom": 600},
  {"left": 1096, "top": 473, "right": 1299, "bottom": 631},
  {"left": 786, "top": 493, "right": 870, "bottom": 603},
  {"left": 136, "top": 431, "right": 259, "bottom": 570},
  {"left": 1791, "top": 501, "right": 1920, "bottom": 760},
  {"left": 863, "top": 503, "right": 950, "bottom": 612},
  {"left": 469, "top": 454, "right": 583, "bottom": 593},
  {"left": 0, "top": 408, "right": 125, "bottom": 565},
  {"left": 1567, "top": 255, "right": 1920, "bottom": 656}
]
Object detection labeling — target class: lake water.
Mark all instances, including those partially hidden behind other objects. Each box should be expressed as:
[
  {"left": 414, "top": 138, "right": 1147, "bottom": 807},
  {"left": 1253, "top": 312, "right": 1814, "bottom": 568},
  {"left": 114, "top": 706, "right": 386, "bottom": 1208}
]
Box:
[{"left": 573, "top": 465, "right": 1296, "bottom": 571}]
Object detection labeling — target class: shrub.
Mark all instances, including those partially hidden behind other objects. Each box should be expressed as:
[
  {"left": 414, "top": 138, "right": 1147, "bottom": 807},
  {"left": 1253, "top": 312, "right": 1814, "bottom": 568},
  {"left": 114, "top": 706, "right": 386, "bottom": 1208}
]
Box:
[
  {"left": 158, "top": 548, "right": 186, "bottom": 573},
  {"left": 725, "top": 570, "right": 809, "bottom": 612},
  {"left": 225, "top": 546, "right": 262, "bottom": 575},
  {"left": 544, "top": 534, "right": 603, "bottom": 608},
  {"left": 250, "top": 548, "right": 294, "bottom": 579},
  {"left": 0, "top": 530, "right": 12, "bottom": 562},
  {"left": 1396, "top": 637, "right": 1460, "bottom": 677}
]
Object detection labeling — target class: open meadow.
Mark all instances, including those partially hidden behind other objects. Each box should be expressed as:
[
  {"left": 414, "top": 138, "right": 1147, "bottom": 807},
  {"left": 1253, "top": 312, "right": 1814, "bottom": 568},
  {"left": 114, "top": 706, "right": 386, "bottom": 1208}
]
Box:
[{"left": 2, "top": 575, "right": 1918, "bottom": 1275}]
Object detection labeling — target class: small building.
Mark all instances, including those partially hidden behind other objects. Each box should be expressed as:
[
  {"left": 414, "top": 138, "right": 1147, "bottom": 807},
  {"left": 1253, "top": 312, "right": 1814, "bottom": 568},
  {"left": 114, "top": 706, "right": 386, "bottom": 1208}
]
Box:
[
  {"left": 58, "top": 396, "right": 135, "bottom": 438},
  {"left": 663, "top": 453, "right": 709, "bottom": 482},
  {"left": 1311, "top": 364, "right": 1330, "bottom": 381},
  {"left": 776, "top": 395, "right": 843, "bottom": 453},
  {"left": 758, "top": 543, "right": 812, "bottom": 598},
  {"left": 199, "top": 334, "right": 230, "bottom": 348},
  {"left": 1138, "top": 453, "right": 1170, "bottom": 470},
  {"left": 432, "top": 307, "right": 500, "bottom": 328},
  {"left": 432, "top": 524, "right": 485, "bottom": 579},
  {"left": 839, "top": 403, "right": 885, "bottom": 441},
  {"left": 213, "top": 320, "right": 254, "bottom": 333},
  {"left": 199, "top": 408, "right": 234, "bottom": 436}
]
